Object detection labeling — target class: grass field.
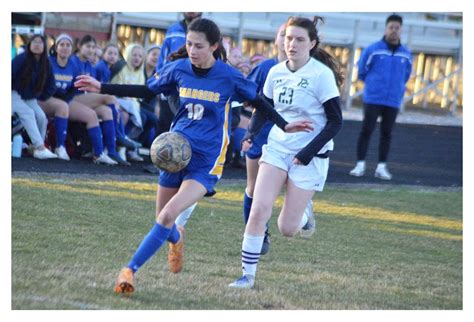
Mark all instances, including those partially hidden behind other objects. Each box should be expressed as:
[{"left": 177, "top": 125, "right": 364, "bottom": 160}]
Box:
[{"left": 11, "top": 173, "right": 462, "bottom": 309}]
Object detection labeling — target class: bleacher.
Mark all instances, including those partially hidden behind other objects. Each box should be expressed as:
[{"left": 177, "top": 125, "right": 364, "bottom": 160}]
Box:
[{"left": 116, "top": 12, "right": 462, "bottom": 55}]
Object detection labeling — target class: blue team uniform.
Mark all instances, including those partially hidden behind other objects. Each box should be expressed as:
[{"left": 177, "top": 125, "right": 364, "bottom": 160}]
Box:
[
  {"left": 70, "top": 54, "right": 97, "bottom": 78},
  {"left": 95, "top": 59, "right": 111, "bottom": 83},
  {"left": 49, "top": 56, "right": 82, "bottom": 102},
  {"left": 245, "top": 57, "right": 278, "bottom": 159},
  {"left": 147, "top": 59, "right": 258, "bottom": 192}
]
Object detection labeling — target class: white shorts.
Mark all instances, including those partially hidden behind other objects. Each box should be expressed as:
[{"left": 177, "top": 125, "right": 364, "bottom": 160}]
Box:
[{"left": 259, "top": 145, "right": 329, "bottom": 191}]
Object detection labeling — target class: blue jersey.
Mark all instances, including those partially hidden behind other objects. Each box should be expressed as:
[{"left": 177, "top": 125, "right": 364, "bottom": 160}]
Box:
[
  {"left": 245, "top": 58, "right": 279, "bottom": 159},
  {"left": 49, "top": 55, "right": 82, "bottom": 102},
  {"left": 70, "top": 54, "right": 97, "bottom": 78},
  {"left": 247, "top": 58, "right": 278, "bottom": 95},
  {"left": 156, "top": 20, "right": 187, "bottom": 72},
  {"left": 147, "top": 58, "right": 258, "bottom": 177},
  {"left": 95, "top": 59, "right": 111, "bottom": 83}
]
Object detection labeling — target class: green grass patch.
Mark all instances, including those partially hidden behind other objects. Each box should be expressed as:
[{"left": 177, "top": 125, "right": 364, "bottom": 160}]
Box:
[{"left": 11, "top": 175, "right": 462, "bottom": 309}]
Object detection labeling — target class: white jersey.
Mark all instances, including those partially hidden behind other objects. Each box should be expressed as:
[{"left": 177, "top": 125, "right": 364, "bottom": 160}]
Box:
[{"left": 263, "top": 57, "right": 340, "bottom": 155}]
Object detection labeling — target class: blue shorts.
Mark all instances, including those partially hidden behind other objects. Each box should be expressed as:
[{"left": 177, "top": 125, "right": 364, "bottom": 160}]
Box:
[
  {"left": 246, "top": 121, "right": 274, "bottom": 160},
  {"left": 159, "top": 150, "right": 220, "bottom": 194}
]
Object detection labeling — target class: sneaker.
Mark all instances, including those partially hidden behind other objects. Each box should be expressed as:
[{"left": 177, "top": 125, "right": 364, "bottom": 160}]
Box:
[
  {"left": 116, "top": 136, "right": 139, "bottom": 149},
  {"left": 54, "top": 146, "right": 70, "bottom": 161},
  {"left": 168, "top": 226, "right": 185, "bottom": 273},
  {"left": 228, "top": 275, "right": 255, "bottom": 289},
  {"left": 109, "top": 153, "right": 131, "bottom": 166},
  {"left": 300, "top": 200, "right": 316, "bottom": 238},
  {"left": 127, "top": 149, "right": 144, "bottom": 162},
  {"left": 375, "top": 163, "right": 392, "bottom": 180},
  {"left": 349, "top": 161, "right": 366, "bottom": 177},
  {"left": 126, "top": 136, "right": 142, "bottom": 148},
  {"left": 114, "top": 267, "right": 135, "bottom": 294},
  {"left": 260, "top": 232, "right": 271, "bottom": 255},
  {"left": 93, "top": 152, "right": 118, "bottom": 165},
  {"left": 33, "top": 147, "right": 58, "bottom": 160},
  {"left": 81, "top": 151, "right": 94, "bottom": 159}
]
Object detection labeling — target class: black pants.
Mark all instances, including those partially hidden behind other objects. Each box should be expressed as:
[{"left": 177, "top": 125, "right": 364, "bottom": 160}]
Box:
[
  {"left": 156, "top": 97, "right": 175, "bottom": 136},
  {"left": 138, "top": 108, "right": 159, "bottom": 148},
  {"left": 356, "top": 104, "right": 399, "bottom": 162}
]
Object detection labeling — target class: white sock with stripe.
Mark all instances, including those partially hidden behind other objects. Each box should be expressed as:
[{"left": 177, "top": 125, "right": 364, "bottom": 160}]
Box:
[{"left": 241, "top": 234, "right": 264, "bottom": 277}]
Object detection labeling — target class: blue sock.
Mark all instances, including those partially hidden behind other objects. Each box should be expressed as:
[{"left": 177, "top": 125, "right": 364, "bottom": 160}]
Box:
[
  {"left": 243, "top": 190, "right": 253, "bottom": 224},
  {"left": 108, "top": 104, "right": 125, "bottom": 139},
  {"left": 100, "top": 120, "right": 117, "bottom": 156},
  {"left": 125, "top": 121, "right": 133, "bottom": 134},
  {"left": 127, "top": 223, "right": 172, "bottom": 273},
  {"left": 167, "top": 224, "right": 180, "bottom": 243},
  {"left": 87, "top": 126, "right": 103, "bottom": 157},
  {"left": 54, "top": 116, "right": 68, "bottom": 148}
]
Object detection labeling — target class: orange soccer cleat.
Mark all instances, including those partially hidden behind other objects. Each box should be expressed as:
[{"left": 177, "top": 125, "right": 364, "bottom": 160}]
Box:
[
  {"left": 114, "top": 267, "right": 135, "bottom": 294},
  {"left": 167, "top": 226, "right": 185, "bottom": 273}
]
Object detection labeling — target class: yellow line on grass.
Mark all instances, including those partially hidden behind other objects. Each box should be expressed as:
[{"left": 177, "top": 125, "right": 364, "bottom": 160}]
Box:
[{"left": 13, "top": 178, "right": 462, "bottom": 234}]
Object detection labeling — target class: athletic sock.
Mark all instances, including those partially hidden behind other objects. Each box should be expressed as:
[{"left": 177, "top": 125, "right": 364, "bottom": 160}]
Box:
[
  {"left": 241, "top": 233, "right": 264, "bottom": 277},
  {"left": 100, "top": 120, "right": 117, "bottom": 156},
  {"left": 167, "top": 224, "right": 180, "bottom": 244},
  {"left": 108, "top": 104, "right": 126, "bottom": 139},
  {"left": 87, "top": 126, "right": 104, "bottom": 157},
  {"left": 243, "top": 189, "right": 253, "bottom": 224},
  {"left": 54, "top": 116, "right": 68, "bottom": 148},
  {"left": 127, "top": 223, "right": 172, "bottom": 273}
]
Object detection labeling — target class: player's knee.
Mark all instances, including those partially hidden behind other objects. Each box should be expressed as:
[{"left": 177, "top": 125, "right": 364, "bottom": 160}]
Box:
[
  {"left": 157, "top": 207, "right": 179, "bottom": 226},
  {"left": 57, "top": 102, "right": 69, "bottom": 118},
  {"left": 278, "top": 223, "right": 298, "bottom": 237},
  {"left": 105, "top": 95, "right": 118, "bottom": 105}
]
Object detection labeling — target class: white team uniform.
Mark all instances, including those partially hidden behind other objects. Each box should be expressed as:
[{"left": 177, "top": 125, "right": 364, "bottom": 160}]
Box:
[{"left": 260, "top": 57, "right": 340, "bottom": 191}]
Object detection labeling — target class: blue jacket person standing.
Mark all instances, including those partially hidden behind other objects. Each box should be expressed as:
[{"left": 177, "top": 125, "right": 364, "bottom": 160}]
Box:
[{"left": 349, "top": 14, "right": 412, "bottom": 180}]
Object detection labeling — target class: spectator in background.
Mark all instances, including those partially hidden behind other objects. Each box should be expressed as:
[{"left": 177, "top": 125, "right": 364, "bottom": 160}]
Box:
[
  {"left": 41, "top": 33, "right": 117, "bottom": 165},
  {"left": 71, "top": 34, "right": 129, "bottom": 165},
  {"left": 95, "top": 43, "right": 119, "bottom": 83},
  {"left": 96, "top": 43, "right": 139, "bottom": 152},
  {"left": 237, "top": 61, "right": 252, "bottom": 77},
  {"left": 155, "top": 12, "right": 203, "bottom": 136},
  {"left": 250, "top": 54, "right": 266, "bottom": 68},
  {"left": 227, "top": 47, "right": 244, "bottom": 68},
  {"left": 349, "top": 14, "right": 412, "bottom": 180},
  {"left": 110, "top": 44, "right": 147, "bottom": 161},
  {"left": 11, "top": 34, "right": 58, "bottom": 159},
  {"left": 139, "top": 44, "right": 161, "bottom": 147},
  {"left": 91, "top": 45, "right": 103, "bottom": 66}
]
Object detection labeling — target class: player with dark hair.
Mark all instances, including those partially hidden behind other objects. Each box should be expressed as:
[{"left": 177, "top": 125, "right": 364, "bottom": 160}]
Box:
[
  {"left": 75, "top": 17, "right": 313, "bottom": 295},
  {"left": 41, "top": 33, "right": 118, "bottom": 164},
  {"left": 12, "top": 34, "right": 59, "bottom": 160},
  {"left": 71, "top": 34, "right": 129, "bottom": 165},
  {"left": 229, "top": 16, "right": 344, "bottom": 289}
]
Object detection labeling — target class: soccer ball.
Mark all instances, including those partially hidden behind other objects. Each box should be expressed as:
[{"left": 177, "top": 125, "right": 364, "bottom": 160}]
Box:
[{"left": 150, "top": 132, "right": 192, "bottom": 173}]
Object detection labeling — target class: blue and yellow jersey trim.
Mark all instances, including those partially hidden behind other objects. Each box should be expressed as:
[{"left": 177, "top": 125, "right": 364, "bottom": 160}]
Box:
[{"left": 209, "top": 98, "right": 231, "bottom": 177}]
